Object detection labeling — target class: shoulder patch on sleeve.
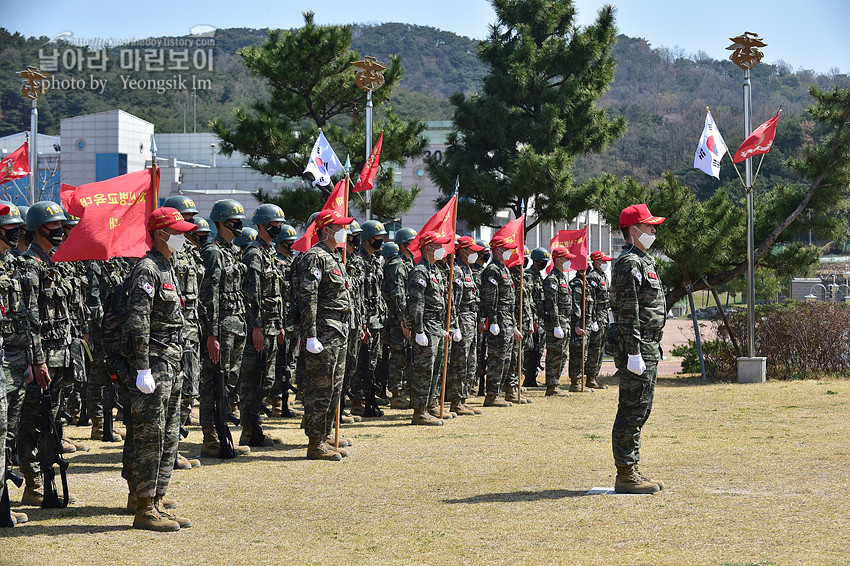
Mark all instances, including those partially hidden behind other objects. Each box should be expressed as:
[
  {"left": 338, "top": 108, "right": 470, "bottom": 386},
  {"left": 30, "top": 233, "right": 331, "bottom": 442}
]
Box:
[
  {"left": 489, "top": 277, "right": 498, "bottom": 285},
  {"left": 141, "top": 282, "right": 154, "bottom": 296},
  {"left": 417, "top": 277, "right": 426, "bottom": 287},
  {"left": 633, "top": 269, "right": 643, "bottom": 284},
  {"left": 313, "top": 269, "right": 322, "bottom": 281}
]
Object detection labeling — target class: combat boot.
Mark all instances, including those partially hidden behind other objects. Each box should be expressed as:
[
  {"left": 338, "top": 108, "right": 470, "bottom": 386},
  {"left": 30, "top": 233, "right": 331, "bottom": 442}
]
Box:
[
  {"left": 174, "top": 453, "right": 200, "bottom": 470},
  {"left": 585, "top": 376, "right": 608, "bottom": 389},
  {"left": 154, "top": 495, "right": 192, "bottom": 528},
  {"left": 350, "top": 398, "right": 365, "bottom": 416},
  {"left": 390, "top": 389, "right": 410, "bottom": 410},
  {"left": 90, "top": 417, "right": 103, "bottom": 440},
  {"left": 411, "top": 407, "right": 443, "bottom": 426},
  {"left": 342, "top": 409, "right": 361, "bottom": 423},
  {"left": 460, "top": 399, "right": 482, "bottom": 414},
  {"left": 614, "top": 465, "right": 661, "bottom": 494},
  {"left": 545, "top": 385, "right": 571, "bottom": 397},
  {"left": 11, "top": 510, "right": 28, "bottom": 524},
  {"left": 200, "top": 427, "right": 220, "bottom": 457},
  {"left": 133, "top": 496, "right": 180, "bottom": 532},
  {"left": 323, "top": 436, "right": 349, "bottom": 457},
  {"left": 306, "top": 437, "right": 341, "bottom": 461},
  {"left": 569, "top": 377, "right": 587, "bottom": 393},
  {"left": 428, "top": 401, "right": 455, "bottom": 419},
  {"left": 21, "top": 473, "right": 43, "bottom": 506},
  {"left": 514, "top": 386, "right": 532, "bottom": 404},
  {"left": 633, "top": 463, "right": 665, "bottom": 490},
  {"left": 450, "top": 400, "right": 476, "bottom": 416},
  {"left": 64, "top": 436, "right": 90, "bottom": 452},
  {"left": 483, "top": 394, "right": 512, "bottom": 408},
  {"left": 266, "top": 396, "right": 283, "bottom": 417},
  {"left": 240, "top": 415, "right": 283, "bottom": 447},
  {"left": 127, "top": 492, "right": 178, "bottom": 513}
]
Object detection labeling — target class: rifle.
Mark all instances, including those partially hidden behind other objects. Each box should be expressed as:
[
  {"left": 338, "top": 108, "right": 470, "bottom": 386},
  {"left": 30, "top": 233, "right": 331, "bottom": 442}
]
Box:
[
  {"left": 40, "top": 389, "right": 69, "bottom": 509},
  {"left": 102, "top": 374, "right": 122, "bottom": 442},
  {"left": 212, "top": 361, "right": 237, "bottom": 459},
  {"left": 1, "top": 446, "right": 23, "bottom": 527},
  {"left": 375, "top": 343, "right": 390, "bottom": 401},
  {"left": 359, "top": 342, "right": 383, "bottom": 418}
]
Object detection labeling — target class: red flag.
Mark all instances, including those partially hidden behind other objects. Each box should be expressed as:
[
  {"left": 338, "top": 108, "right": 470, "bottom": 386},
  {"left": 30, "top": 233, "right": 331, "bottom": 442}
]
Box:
[
  {"left": 549, "top": 228, "right": 588, "bottom": 273},
  {"left": 408, "top": 194, "right": 458, "bottom": 262},
  {"left": 0, "top": 142, "right": 29, "bottom": 185},
  {"left": 493, "top": 216, "right": 525, "bottom": 268},
  {"left": 291, "top": 178, "right": 348, "bottom": 253},
  {"left": 733, "top": 110, "right": 780, "bottom": 163},
  {"left": 352, "top": 131, "right": 383, "bottom": 193},
  {"left": 52, "top": 168, "right": 158, "bottom": 262}
]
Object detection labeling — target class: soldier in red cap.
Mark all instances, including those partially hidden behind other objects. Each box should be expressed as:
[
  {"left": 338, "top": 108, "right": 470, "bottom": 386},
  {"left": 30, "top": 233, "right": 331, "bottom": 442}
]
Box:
[
  {"left": 584, "top": 250, "right": 612, "bottom": 389},
  {"left": 542, "top": 245, "right": 575, "bottom": 396},
  {"left": 610, "top": 204, "right": 666, "bottom": 494}
]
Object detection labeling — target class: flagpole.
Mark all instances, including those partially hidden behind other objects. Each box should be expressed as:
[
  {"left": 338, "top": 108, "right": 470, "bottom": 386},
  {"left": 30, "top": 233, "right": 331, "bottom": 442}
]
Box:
[
  {"left": 516, "top": 199, "right": 527, "bottom": 402},
  {"left": 150, "top": 135, "right": 159, "bottom": 205},
  {"left": 30, "top": 101, "right": 37, "bottom": 204},
  {"left": 580, "top": 213, "right": 589, "bottom": 393},
  {"left": 335, "top": 156, "right": 351, "bottom": 451},
  {"left": 438, "top": 179, "right": 460, "bottom": 419}
]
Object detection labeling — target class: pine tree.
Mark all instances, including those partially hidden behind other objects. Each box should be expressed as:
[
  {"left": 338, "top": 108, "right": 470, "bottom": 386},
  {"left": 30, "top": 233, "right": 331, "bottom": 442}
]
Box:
[
  {"left": 427, "top": 0, "right": 625, "bottom": 230},
  {"left": 211, "top": 12, "right": 427, "bottom": 224}
]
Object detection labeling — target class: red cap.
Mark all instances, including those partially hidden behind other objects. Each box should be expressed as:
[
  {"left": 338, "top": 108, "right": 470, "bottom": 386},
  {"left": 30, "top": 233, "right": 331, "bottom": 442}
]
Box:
[
  {"left": 590, "top": 250, "right": 612, "bottom": 261},
  {"left": 551, "top": 246, "right": 576, "bottom": 259},
  {"left": 490, "top": 235, "right": 518, "bottom": 250},
  {"left": 147, "top": 207, "right": 198, "bottom": 232},
  {"left": 619, "top": 204, "right": 665, "bottom": 228},
  {"left": 419, "top": 230, "right": 451, "bottom": 247},
  {"left": 0, "top": 204, "right": 9, "bottom": 216},
  {"left": 456, "top": 235, "right": 484, "bottom": 251},
  {"left": 314, "top": 209, "right": 354, "bottom": 231}
]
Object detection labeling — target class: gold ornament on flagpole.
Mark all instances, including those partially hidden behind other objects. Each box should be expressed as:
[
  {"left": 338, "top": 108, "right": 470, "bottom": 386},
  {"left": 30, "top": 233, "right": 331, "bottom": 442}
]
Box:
[
  {"left": 18, "top": 66, "right": 51, "bottom": 100},
  {"left": 726, "top": 32, "right": 766, "bottom": 70},
  {"left": 351, "top": 56, "right": 387, "bottom": 92}
]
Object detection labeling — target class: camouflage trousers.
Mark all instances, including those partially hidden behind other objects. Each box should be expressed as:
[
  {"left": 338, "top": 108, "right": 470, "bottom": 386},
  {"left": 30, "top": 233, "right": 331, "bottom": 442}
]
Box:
[
  {"left": 354, "top": 329, "right": 382, "bottom": 400},
  {"left": 126, "top": 356, "right": 183, "bottom": 499},
  {"left": 179, "top": 337, "right": 201, "bottom": 425},
  {"left": 302, "top": 326, "right": 348, "bottom": 439},
  {"left": 409, "top": 324, "right": 445, "bottom": 409},
  {"left": 446, "top": 311, "right": 477, "bottom": 401},
  {"left": 199, "top": 326, "right": 246, "bottom": 429},
  {"left": 0, "top": 362, "right": 6, "bottom": 481},
  {"left": 385, "top": 322, "right": 408, "bottom": 393},
  {"left": 545, "top": 332, "right": 568, "bottom": 388},
  {"left": 3, "top": 348, "right": 28, "bottom": 445},
  {"left": 485, "top": 321, "right": 514, "bottom": 397},
  {"left": 63, "top": 337, "right": 88, "bottom": 415},
  {"left": 270, "top": 333, "right": 298, "bottom": 401},
  {"left": 343, "top": 325, "right": 360, "bottom": 400},
  {"left": 239, "top": 331, "right": 278, "bottom": 418},
  {"left": 612, "top": 356, "right": 658, "bottom": 467},
  {"left": 568, "top": 333, "right": 587, "bottom": 380},
  {"left": 17, "top": 364, "right": 67, "bottom": 475},
  {"left": 506, "top": 327, "right": 533, "bottom": 390},
  {"left": 584, "top": 327, "right": 606, "bottom": 379}
]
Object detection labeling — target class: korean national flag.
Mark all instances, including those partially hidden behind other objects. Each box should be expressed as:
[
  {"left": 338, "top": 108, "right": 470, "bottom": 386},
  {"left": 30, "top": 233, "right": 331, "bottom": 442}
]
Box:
[
  {"left": 694, "top": 110, "right": 728, "bottom": 179},
  {"left": 304, "top": 132, "right": 344, "bottom": 187}
]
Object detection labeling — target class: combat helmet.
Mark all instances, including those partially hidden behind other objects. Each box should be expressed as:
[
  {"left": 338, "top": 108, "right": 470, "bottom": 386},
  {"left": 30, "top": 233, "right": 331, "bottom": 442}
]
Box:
[
  {"left": 26, "top": 201, "right": 66, "bottom": 231},
  {"left": 531, "top": 247, "right": 550, "bottom": 262},
  {"left": 381, "top": 241, "right": 399, "bottom": 260},
  {"left": 275, "top": 224, "right": 298, "bottom": 243},
  {"left": 62, "top": 213, "right": 80, "bottom": 228},
  {"left": 360, "top": 220, "right": 387, "bottom": 240},
  {"left": 192, "top": 217, "right": 212, "bottom": 234},
  {"left": 233, "top": 227, "right": 257, "bottom": 247},
  {"left": 346, "top": 219, "right": 362, "bottom": 235},
  {"left": 0, "top": 201, "right": 24, "bottom": 227},
  {"left": 395, "top": 227, "right": 417, "bottom": 245},
  {"left": 162, "top": 194, "right": 199, "bottom": 216},
  {"left": 252, "top": 203, "right": 286, "bottom": 226},
  {"left": 209, "top": 199, "right": 246, "bottom": 223}
]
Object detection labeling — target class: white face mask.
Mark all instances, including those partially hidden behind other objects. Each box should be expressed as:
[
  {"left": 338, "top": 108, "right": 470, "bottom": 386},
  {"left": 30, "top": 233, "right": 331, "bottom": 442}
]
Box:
[
  {"left": 502, "top": 249, "right": 513, "bottom": 261},
  {"left": 467, "top": 252, "right": 478, "bottom": 264},
  {"left": 562, "top": 260, "right": 571, "bottom": 271},
  {"left": 635, "top": 227, "right": 656, "bottom": 250},
  {"left": 333, "top": 227, "right": 347, "bottom": 245},
  {"left": 163, "top": 232, "right": 186, "bottom": 252},
  {"left": 433, "top": 247, "right": 446, "bottom": 261}
]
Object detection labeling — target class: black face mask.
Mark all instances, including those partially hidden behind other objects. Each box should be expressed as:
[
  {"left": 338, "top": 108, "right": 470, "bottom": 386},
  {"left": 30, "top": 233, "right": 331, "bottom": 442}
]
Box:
[
  {"left": 41, "top": 226, "right": 64, "bottom": 246},
  {"left": 194, "top": 233, "right": 210, "bottom": 247},
  {"left": 371, "top": 238, "right": 384, "bottom": 252},
  {"left": 267, "top": 225, "right": 282, "bottom": 240},
  {"left": 226, "top": 219, "right": 243, "bottom": 237},
  {"left": 350, "top": 235, "right": 361, "bottom": 251},
  {"left": 0, "top": 225, "right": 20, "bottom": 246},
  {"left": 480, "top": 253, "right": 491, "bottom": 264},
  {"left": 534, "top": 261, "right": 547, "bottom": 271}
]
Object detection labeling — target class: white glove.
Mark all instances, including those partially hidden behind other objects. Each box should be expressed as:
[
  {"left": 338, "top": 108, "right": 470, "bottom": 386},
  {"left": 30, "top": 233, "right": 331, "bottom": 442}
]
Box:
[
  {"left": 306, "top": 337, "right": 324, "bottom": 354},
  {"left": 591, "top": 322, "right": 599, "bottom": 332},
  {"left": 489, "top": 323, "right": 500, "bottom": 335},
  {"left": 452, "top": 328, "right": 462, "bottom": 343},
  {"left": 415, "top": 332, "right": 429, "bottom": 346},
  {"left": 136, "top": 369, "right": 155, "bottom": 394},
  {"left": 627, "top": 353, "right": 646, "bottom": 375},
  {"left": 553, "top": 326, "right": 564, "bottom": 339}
]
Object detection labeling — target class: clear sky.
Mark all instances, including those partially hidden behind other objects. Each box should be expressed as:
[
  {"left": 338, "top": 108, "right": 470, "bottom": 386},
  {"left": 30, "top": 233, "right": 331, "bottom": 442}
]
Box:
[{"left": 5, "top": 0, "right": 848, "bottom": 74}]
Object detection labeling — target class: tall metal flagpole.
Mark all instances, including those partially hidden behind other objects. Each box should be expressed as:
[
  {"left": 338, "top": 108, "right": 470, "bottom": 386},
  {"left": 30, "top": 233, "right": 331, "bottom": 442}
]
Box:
[
  {"left": 438, "top": 178, "right": 460, "bottom": 419},
  {"left": 18, "top": 66, "right": 50, "bottom": 204},
  {"left": 151, "top": 135, "right": 159, "bottom": 204},
  {"left": 580, "top": 211, "right": 590, "bottom": 393},
  {"left": 365, "top": 90, "right": 373, "bottom": 220},
  {"left": 352, "top": 56, "right": 387, "bottom": 222},
  {"left": 30, "top": 99, "right": 38, "bottom": 204},
  {"left": 335, "top": 155, "right": 351, "bottom": 450}
]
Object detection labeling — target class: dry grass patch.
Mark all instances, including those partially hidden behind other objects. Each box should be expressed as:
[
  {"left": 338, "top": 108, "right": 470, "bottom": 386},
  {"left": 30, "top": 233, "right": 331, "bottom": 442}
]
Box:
[{"left": 2, "top": 376, "right": 849, "bottom": 565}]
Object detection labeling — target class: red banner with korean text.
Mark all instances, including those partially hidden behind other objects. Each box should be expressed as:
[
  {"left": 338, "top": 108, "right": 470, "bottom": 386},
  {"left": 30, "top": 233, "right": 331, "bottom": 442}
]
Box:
[
  {"left": 0, "top": 142, "right": 29, "bottom": 185},
  {"left": 52, "top": 168, "right": 157, "bottom": 261},
  {"left": 408, "top": 194, "right": 458, "bottom": 262},
  {"left": 549, "top": 227, "right": 588, "bottom": 272},
  {"left": 352, "top": 131, "right": 383, "bottom": 193},
  {"left": 291, "top": 178, "right": 348, "bottom": 253},
  {"left": 493, "top": 216, "right": 525, "bottom": 268}
]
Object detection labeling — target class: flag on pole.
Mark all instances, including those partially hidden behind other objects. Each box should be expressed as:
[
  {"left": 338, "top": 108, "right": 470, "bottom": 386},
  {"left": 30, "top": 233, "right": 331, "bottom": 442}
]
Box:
[
  {"left": 291, "top": 178, "right": 348, "bottom": 252},
  {"left": 408, "top": 194, "right": 459, "bottom": 262},
  {"left": 493, "top": 217, "right": 525, "bottom": 268},
  {"left": 0, "top": 142, "right": 29, "bottom": 185},
  {"left": 733, "top": 109, "right": 780, "bottom": 164},
  {"left": 352, "top": 131, "right": 383, "bottom": 193},
  {"left": 694, "top": 110, "right": 728, "bottom": 178},
  {"left": 549, "top": 228, "right": 588, "bottom": 272},
  {"left": 52, "top": 168, "right": 158, "bottom": 262},
  {"left": 303, "top": 132, "right": 344, "bottom": 186}
]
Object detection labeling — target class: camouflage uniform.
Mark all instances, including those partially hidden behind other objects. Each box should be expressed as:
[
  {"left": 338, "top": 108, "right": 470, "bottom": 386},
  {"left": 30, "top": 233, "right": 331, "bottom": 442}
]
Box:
[
  {"left": 297, "top": 242, "right": 352, "bottom": 440},
  {"left": 507, "top": 267, "right": 534, "bottom": 391},
  {"left": 405, "top": 259, "right": 447, "bottom": 409},
  {"left": 480, "top": 258, "right": 516, "bottom": 397},
  {"left": 446, "top": 261, "right": 478, "bottom": 402},
  {"left": 60, "top": 260, "right": 89, "bottom": 417},
  {"left": 125, "top": 247, "right": 184, "bottom": 499},
  {"left": 382, "top": 253, "right": 412, "bottom": 394},
  {"left": 172, "top": 246, "right": 204, "bottom": 425},
  {"left": 568, "top": 270, "right": 595, "bottom": 383},
  {"left": 1, "top": 250, "right": 32, "bottom": 450},
  {"left": 610, "top": 246, "right": 666, "bottom": 467},
  {"left": 272, "top": 249, "right": 297, "bottom": 407},
  {"left": 17, "top": 241, "right": 72, "bottom": 476},
  {"left": 355, "top": 249, "right": 386, "bottom": 402},
  {"left": 471, "top": 262, "right": 487, "bottom": 393},
  {"left": 585, "top": 266, "right": 610, "bottom": 380},
  {"left": 542, "top": 267, "right": 572, "bottom": 388},
  {"left": 523, "top": 266, "right": 545, "bottom": 384},
  {"left": 239, "top": 237, "right": 284, "bottom": 420},
  {"left": 199, "top": 234, "right": 247, "bottom": 428},
  {"left": 344, "top": 252, "right": 365, "bottom": 403}
]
